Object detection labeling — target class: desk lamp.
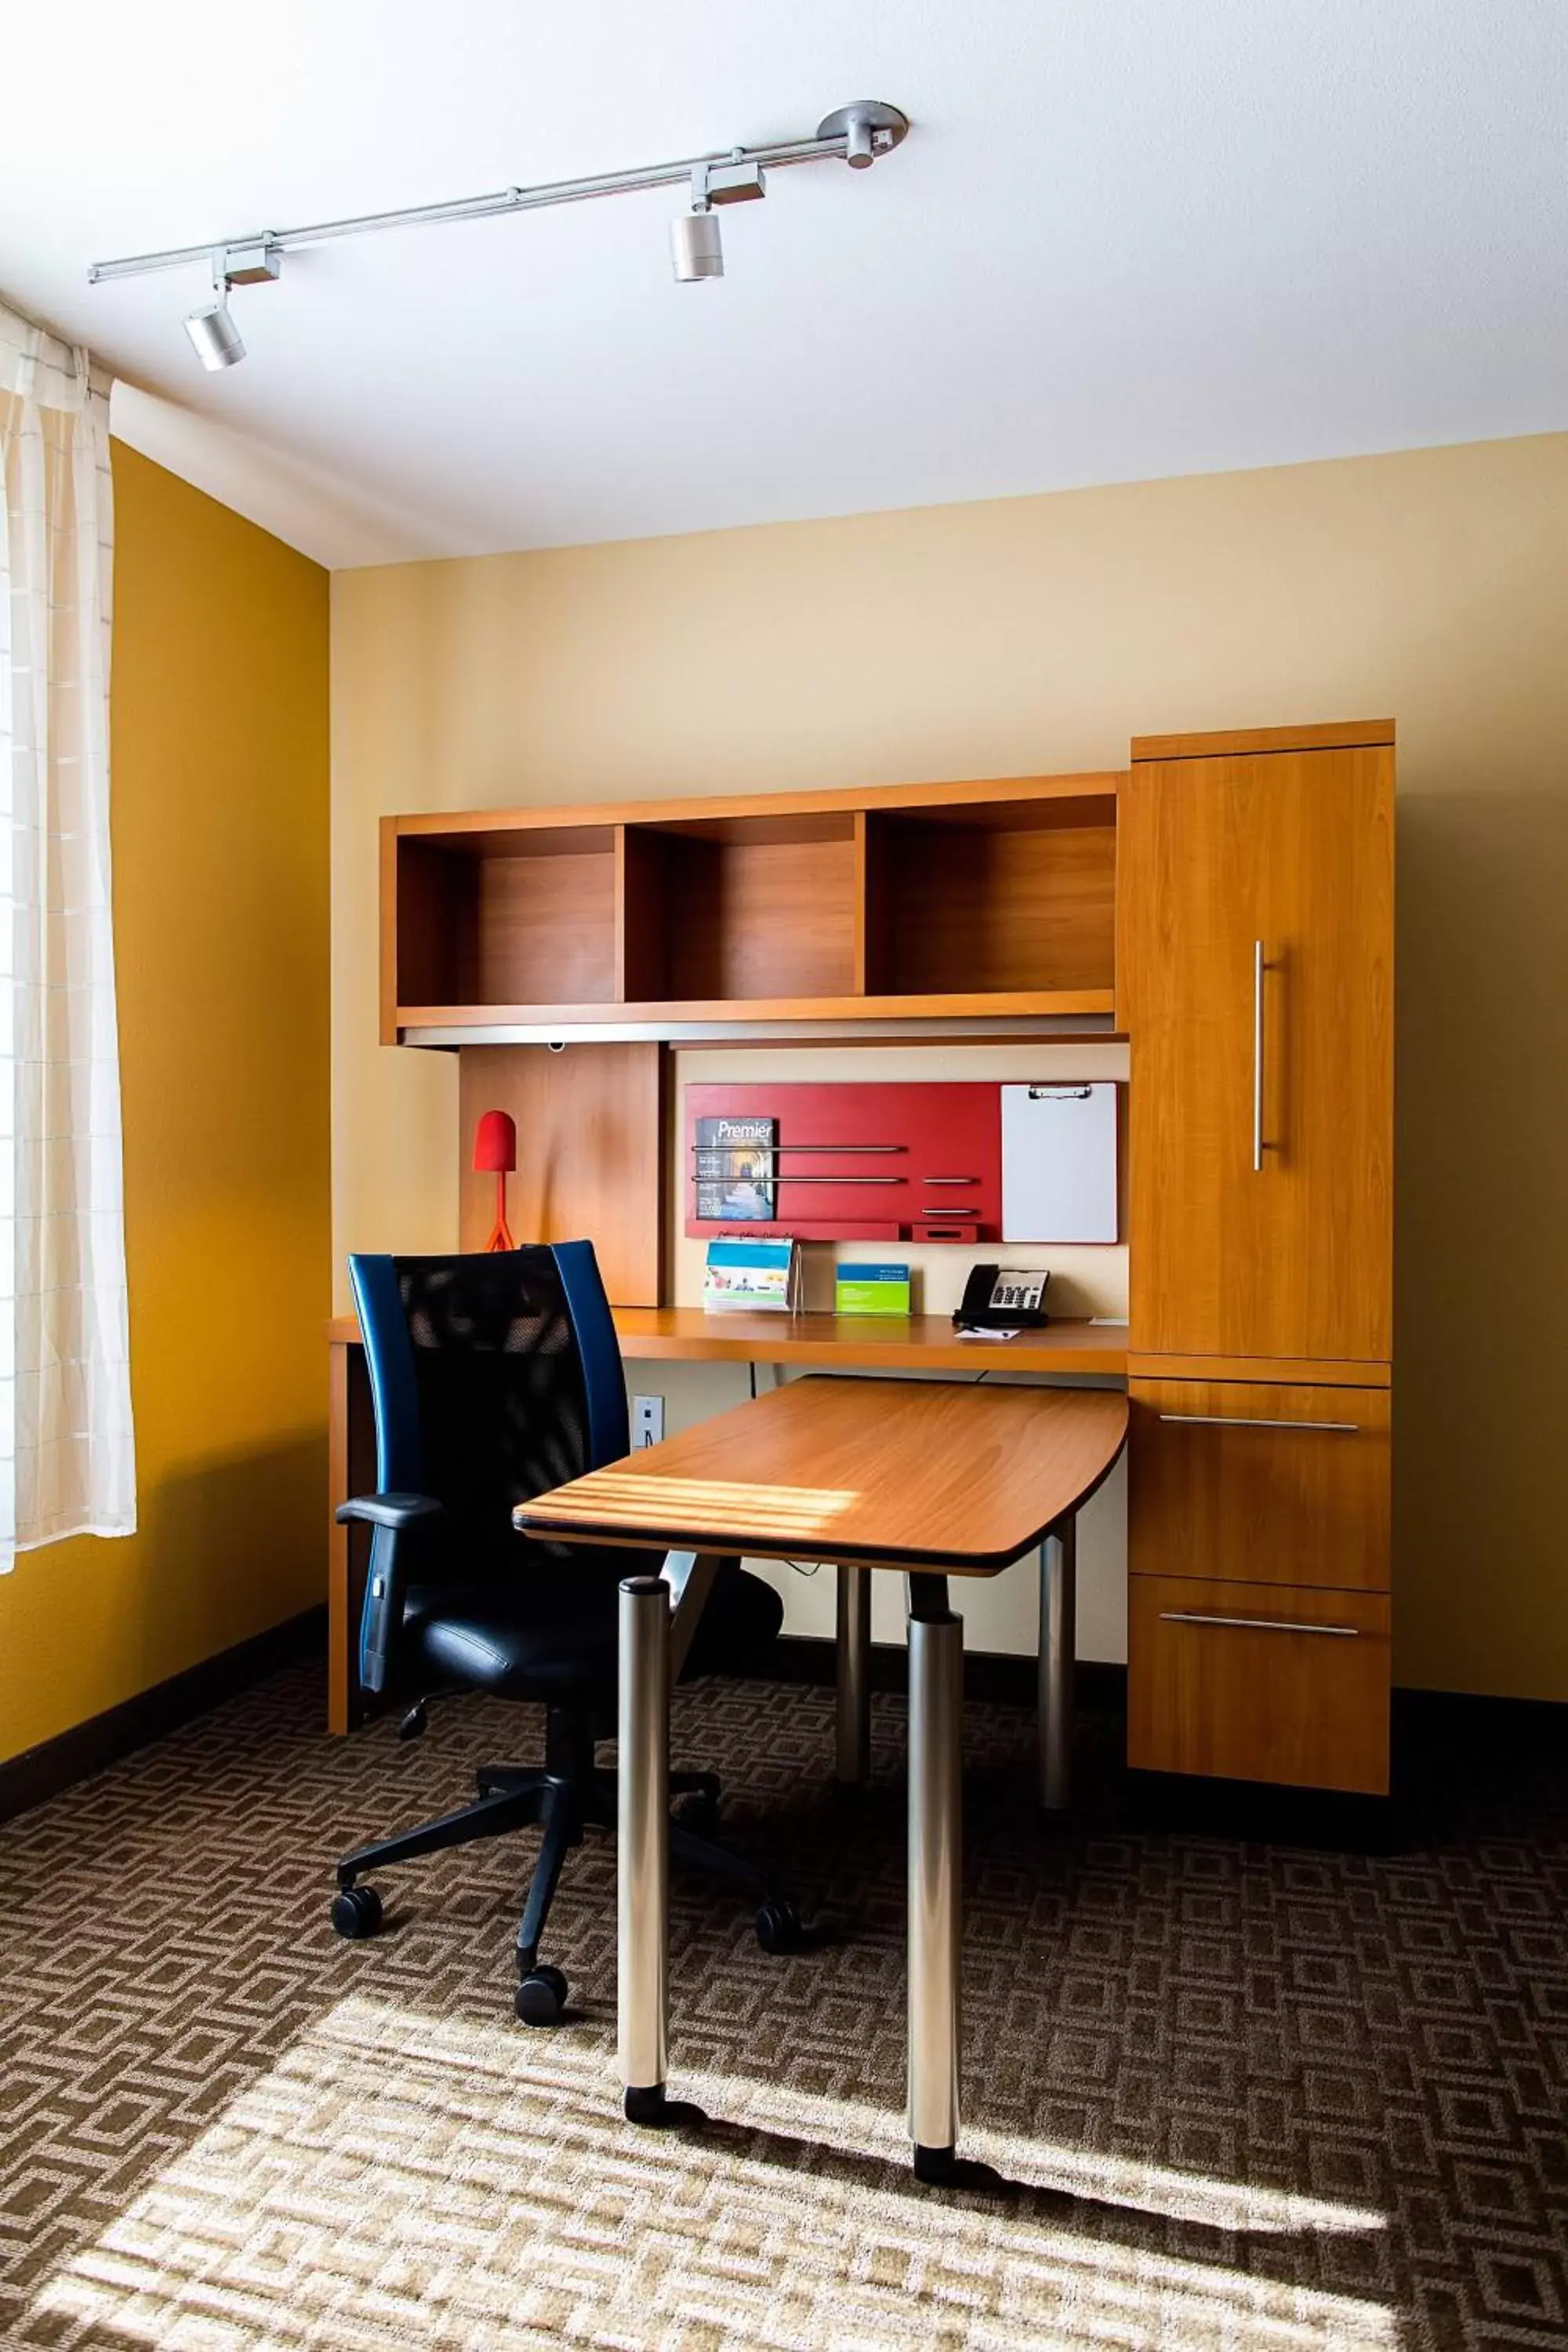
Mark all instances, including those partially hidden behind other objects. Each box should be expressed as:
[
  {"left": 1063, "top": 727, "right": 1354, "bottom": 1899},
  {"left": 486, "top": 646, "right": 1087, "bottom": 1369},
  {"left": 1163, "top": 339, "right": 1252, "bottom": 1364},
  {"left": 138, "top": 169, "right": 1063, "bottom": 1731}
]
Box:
[{"left": 473, "top": 1109, "right": 517, "bottom": 1251}]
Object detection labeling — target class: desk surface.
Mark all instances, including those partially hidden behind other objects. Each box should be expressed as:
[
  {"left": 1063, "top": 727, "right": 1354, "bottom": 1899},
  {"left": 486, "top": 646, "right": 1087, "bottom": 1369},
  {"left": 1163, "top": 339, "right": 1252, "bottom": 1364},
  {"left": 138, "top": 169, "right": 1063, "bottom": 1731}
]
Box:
[
  {"left": 328, "top": 1303, "right": 1128, "bottom": 1377},
  {"left": 515, "top": 1373, "right": 1129, "bottom": 1573}
]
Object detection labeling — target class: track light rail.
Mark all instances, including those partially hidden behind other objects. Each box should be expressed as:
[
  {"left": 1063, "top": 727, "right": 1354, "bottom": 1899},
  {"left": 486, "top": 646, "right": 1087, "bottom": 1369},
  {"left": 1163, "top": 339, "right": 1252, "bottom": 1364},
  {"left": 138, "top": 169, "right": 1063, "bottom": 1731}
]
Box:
[{"left": 88, "top": 103, "right": 908, "bottom": 284}]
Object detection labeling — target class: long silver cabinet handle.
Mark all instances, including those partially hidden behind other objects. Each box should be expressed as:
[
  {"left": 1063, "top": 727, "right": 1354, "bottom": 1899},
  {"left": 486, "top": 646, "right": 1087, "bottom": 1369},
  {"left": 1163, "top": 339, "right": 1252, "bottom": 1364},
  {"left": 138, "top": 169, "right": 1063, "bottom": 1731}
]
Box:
[
  {"left": 1156, "top": 1412, "right": 1361, "bottom": 1433},
  {"left": 1253, "top": 938, "right": 1265, "bottom": 1172},
  {"left": 1158, "top": 1610, "right": 1359, "bottom": 1638}
]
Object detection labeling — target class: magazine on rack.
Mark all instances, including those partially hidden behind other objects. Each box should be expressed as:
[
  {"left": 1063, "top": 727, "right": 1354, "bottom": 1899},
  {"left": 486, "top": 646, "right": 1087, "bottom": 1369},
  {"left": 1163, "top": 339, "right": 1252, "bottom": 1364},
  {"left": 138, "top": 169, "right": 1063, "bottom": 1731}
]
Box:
[{"left": 694, "top": 1115, "right": 778, "bottom": 1221}]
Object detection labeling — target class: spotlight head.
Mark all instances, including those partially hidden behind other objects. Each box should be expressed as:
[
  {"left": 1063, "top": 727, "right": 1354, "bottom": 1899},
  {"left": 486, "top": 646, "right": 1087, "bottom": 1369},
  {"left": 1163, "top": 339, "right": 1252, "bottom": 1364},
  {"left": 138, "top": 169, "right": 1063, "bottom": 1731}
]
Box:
[
  {"left": 184, "top": 299, "right": 245, "bottom": 371},
  {"left": 671, "top": 209, "right": 724, "bottom": 283}
]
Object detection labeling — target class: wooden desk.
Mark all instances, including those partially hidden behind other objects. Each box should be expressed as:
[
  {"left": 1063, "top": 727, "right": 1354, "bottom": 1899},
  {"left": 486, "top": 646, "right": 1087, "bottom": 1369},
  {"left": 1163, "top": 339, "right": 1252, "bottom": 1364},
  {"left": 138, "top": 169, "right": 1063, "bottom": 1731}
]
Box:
[
  {"left": 327, "top": 1309, "right": 1126, "bottom": 1733},
  {"left": 516, "top": 1374, "right": 1129, "bottom": 2180},
  {"left": 327, "top": 1305, "right": 1127, "bottom": 1376},
  {"left": 606, "top": 1307, "right": 1127, "bottom": 1377}
]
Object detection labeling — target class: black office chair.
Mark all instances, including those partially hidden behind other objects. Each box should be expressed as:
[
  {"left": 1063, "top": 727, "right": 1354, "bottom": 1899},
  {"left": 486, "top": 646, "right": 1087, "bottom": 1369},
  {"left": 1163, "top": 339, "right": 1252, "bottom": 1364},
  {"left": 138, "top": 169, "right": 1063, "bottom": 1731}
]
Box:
[{"left": 331, "top": 1243, "right": 800, "bottom": 2023}]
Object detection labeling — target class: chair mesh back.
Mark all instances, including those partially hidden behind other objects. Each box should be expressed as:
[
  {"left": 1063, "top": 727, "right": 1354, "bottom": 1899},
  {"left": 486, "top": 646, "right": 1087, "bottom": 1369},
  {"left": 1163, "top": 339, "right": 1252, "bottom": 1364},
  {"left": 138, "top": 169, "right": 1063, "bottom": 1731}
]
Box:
[{"left": 395, "top": 1250, "right": 591, "bottom": 1571}]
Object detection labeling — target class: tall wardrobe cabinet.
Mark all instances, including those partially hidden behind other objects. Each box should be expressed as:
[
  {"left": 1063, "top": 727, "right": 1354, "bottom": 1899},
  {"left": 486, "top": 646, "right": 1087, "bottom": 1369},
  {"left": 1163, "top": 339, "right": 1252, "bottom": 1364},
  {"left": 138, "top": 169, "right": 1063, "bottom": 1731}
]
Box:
[{"left": 1119, "top": 721, "right": 1395, "bottom": 1794}]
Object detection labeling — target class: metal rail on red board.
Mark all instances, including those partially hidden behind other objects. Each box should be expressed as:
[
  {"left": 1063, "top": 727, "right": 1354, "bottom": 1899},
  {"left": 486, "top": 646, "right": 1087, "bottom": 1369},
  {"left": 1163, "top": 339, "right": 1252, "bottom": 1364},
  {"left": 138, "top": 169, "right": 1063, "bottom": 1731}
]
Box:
[{"left": 687, "top": 1080, "right": 1004, "bottom": 1245}]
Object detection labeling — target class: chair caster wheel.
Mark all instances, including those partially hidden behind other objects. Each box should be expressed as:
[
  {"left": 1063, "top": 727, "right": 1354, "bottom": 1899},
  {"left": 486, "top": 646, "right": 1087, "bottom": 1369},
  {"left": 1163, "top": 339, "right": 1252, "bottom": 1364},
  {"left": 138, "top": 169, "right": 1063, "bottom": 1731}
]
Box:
[
  {"left": 331, "top": 1885, "right": 383, "bottom": 1940},
  {"left": 514, "top": 1965, "right": 568, "bottom": 2026},
  {"left": 755, "top": 1899, "right": 804, "bottom": 1955}
]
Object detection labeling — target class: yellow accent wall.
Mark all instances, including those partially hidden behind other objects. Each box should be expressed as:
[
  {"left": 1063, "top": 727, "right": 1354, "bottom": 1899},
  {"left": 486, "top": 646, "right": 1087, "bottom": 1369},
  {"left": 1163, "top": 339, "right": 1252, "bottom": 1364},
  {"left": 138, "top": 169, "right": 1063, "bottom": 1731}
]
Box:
[
  {"left": 0, "top": 442, "right": 331, "bottom": 1766},
  {"left": 332, "top": 432, "right": 1568, "bottom": 1703}
]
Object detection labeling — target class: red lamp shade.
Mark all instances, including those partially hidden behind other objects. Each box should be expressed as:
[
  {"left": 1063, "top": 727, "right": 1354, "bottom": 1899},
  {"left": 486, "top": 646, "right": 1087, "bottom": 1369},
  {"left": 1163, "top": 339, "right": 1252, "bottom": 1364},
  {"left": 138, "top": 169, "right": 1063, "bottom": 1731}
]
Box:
[{"left": 473, "top": 1109, "right": 517, "bottom": 1174}]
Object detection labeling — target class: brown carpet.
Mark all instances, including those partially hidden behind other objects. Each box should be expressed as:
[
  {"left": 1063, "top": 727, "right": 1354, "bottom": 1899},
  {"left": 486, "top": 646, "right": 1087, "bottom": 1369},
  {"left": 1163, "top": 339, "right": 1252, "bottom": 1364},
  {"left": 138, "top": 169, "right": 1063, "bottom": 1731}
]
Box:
[{"left": 1, "top": 1664, "right": 1564, "bottom": 2349}]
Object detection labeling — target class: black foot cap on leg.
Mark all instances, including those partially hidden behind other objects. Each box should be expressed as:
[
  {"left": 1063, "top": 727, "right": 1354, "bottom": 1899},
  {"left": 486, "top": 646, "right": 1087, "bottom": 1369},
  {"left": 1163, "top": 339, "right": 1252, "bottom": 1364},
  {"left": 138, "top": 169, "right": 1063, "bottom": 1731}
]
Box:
[
  {"left": 623, "top": 2084, "right": 708, "bottom": 2131},
  {"left": 913, "top": 2142, "right": 1008, "bottom": 2193}
]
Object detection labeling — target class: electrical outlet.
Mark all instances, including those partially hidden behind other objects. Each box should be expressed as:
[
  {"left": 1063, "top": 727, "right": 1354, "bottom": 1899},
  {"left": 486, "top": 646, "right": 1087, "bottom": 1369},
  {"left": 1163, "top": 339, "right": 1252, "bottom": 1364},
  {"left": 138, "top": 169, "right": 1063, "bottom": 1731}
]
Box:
[{"left": 633, "top": 1394, "right": 664, "bottom": 1449}]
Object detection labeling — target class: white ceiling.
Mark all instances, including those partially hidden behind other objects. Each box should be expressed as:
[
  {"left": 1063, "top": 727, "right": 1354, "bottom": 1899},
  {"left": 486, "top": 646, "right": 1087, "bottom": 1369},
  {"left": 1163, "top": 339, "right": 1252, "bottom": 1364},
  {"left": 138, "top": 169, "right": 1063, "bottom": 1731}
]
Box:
[{"left": 4, "top": 2, "right": 1565, "bottom": 568}]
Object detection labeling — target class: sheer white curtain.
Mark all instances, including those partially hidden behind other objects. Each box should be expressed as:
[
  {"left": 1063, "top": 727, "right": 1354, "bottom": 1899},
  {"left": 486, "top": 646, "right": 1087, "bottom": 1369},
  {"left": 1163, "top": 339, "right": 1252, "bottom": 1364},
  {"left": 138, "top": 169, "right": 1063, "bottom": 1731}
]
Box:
[{"left": 0, "top": 299, "right": 133, "bottom": 1570}]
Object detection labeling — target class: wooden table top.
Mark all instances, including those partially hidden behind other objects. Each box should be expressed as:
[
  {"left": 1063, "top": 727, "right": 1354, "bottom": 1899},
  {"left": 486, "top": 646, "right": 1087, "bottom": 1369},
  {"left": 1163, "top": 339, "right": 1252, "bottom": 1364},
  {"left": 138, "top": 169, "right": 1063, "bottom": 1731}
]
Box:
[
  {"left": 514, "top": 1374, "right": 1129, "bottom": 1574},
  {"left": 328, "top": 1303, "right": 1128, "bottom": 1377},
  {"left": 607, "top": 1307, "right": 1128, "bottom": 1375}
]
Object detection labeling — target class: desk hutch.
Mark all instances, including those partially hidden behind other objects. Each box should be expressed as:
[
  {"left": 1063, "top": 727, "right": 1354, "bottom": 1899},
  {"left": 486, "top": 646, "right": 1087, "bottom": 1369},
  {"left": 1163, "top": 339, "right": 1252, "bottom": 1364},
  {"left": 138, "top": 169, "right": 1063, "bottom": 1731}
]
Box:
[{"left": 332, "top": 717, "right": 1394, "bottom": 1796}]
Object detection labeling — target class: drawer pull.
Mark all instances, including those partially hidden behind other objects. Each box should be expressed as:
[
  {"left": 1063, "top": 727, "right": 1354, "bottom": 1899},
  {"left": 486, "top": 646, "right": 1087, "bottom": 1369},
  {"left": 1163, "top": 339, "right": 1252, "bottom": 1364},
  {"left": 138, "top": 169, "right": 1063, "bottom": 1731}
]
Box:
[
  {"left": 1157, "top": 1412, "right": 1360, "bottom": 1434},
  {"left": 1159, "top": 1610, "right": 1359, "bottom": 1638}
]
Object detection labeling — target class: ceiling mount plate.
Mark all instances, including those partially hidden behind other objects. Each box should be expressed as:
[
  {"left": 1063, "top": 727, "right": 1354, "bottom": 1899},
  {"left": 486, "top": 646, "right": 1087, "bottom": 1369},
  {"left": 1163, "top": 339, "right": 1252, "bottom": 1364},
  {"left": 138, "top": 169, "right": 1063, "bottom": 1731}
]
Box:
[{"left": 817, "top": 102, "right": 910, "bottom": 159}]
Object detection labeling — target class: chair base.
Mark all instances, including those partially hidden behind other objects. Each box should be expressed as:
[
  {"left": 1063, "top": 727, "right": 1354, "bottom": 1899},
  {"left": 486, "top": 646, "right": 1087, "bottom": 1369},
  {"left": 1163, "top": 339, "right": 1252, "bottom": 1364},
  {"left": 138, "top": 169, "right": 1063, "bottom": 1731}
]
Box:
[{"left": 334, "top": 1708, "right": 779, "bottom": 1999}]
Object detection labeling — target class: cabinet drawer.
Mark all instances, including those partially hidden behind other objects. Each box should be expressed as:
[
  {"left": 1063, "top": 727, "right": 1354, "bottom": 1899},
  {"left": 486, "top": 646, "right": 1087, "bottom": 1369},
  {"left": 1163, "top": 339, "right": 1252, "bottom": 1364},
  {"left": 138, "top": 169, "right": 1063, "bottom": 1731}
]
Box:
[
  {"left": 1128, "top": 1576, "right": 1389, "bottom": 1793},
  {"left": 1129, "top": 1379, "right": 1389, "bottom": 1591}
]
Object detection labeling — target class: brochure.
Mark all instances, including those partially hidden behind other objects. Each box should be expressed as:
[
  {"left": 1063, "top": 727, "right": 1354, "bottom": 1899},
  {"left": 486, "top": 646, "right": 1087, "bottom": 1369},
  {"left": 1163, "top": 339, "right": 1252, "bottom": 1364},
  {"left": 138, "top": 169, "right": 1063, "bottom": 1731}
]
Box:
[
  {"left": 835, "top": 1261, "right": 912, "bottom": 1316},
  {"left": 702, "top": 1236, "right": 800, "bottom": 1314}
]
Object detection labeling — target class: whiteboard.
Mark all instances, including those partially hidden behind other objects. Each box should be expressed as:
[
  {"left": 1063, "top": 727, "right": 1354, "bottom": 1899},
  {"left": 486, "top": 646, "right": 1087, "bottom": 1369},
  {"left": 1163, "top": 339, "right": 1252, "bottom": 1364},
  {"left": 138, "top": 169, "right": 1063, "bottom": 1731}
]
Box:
[{"left": 1000, "top": 1083, "right": 1119, "bottom": 1243}]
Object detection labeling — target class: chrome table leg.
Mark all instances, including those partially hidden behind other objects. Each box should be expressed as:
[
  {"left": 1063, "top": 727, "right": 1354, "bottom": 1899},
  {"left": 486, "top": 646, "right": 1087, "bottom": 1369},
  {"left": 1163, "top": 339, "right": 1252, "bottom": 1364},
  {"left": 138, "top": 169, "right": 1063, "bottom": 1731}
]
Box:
[
  {"left": 835, "top": 1562, "right": 873, "bottom": 1785},
  {"left": 618, "top": 1574, "right": 670, "bottom": 2123},
  {"left": 906, "top": 1573, "right": 963, "bottom": 2180},
  {"left": 1037, "top": 1517, "right": 1076, "bottom": 1814}
]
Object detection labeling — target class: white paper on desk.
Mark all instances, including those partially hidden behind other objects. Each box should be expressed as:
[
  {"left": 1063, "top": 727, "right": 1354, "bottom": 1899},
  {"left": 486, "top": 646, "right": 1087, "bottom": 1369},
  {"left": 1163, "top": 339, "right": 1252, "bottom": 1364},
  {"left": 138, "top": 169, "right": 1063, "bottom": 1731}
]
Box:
[{"left": 1001, "top": 1083, "right": 1119, "bottom": 1243}]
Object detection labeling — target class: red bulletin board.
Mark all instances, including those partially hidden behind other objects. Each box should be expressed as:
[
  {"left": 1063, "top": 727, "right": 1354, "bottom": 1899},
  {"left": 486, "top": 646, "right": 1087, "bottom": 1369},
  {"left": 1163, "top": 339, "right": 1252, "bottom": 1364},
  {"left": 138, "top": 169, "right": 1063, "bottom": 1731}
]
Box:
[{"left": 685, "top": 1083, "right": 1003, "bottom": 1244}]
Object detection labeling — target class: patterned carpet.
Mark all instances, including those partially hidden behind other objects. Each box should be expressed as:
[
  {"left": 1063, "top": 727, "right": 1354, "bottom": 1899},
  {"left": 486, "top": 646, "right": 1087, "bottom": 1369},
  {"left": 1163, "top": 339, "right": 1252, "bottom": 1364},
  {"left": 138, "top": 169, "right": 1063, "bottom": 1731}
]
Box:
[{"left": 1, "top": 1661, "right": 1564, "bottom": 2350}]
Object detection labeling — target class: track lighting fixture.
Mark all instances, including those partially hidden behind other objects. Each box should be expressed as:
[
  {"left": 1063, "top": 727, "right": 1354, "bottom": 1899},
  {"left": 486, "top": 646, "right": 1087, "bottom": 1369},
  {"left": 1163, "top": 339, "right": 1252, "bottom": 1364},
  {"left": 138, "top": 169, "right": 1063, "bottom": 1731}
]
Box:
[
  {"left": 88, "top": 102, "right": 909, "bottom": 367},
  {"left": 670, "top": 155, "right": 769, "bottom": 283},
  {"left": 180, "top": 240, "right": 281, "bottom": 371}
]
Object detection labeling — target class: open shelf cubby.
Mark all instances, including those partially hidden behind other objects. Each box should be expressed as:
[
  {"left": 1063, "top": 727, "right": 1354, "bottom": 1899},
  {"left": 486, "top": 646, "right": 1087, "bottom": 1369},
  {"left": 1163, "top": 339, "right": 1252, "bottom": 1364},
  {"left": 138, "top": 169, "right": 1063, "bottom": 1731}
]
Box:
[
  {"left": 622, "top": 812, "right": 860, "bottom": 1007},
  {"left": 864, "top": 794, "right": 1117, "bottom": 999},
  {"left": 394, "top": 825, "right": 619, "bottom": 1010}
]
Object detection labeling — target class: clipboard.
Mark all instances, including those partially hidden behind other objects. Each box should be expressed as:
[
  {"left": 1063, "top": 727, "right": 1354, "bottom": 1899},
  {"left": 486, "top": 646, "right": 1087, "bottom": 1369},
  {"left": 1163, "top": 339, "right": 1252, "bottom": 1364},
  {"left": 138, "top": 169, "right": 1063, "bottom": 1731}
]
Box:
[{"left": 1000, "top": 1083, "right": 1119, "bottom": 1243}]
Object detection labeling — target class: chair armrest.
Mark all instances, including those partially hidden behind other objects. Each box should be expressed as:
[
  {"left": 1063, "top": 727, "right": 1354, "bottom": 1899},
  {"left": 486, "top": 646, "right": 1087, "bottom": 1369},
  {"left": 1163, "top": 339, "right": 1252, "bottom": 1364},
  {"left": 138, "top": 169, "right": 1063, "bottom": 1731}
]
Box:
[
  {"left": 336, "top": 1491, "right": 444, "bottom": 1531},
  {"left": 336, "top": 1493, "right": 443, "bottom": 1696}
]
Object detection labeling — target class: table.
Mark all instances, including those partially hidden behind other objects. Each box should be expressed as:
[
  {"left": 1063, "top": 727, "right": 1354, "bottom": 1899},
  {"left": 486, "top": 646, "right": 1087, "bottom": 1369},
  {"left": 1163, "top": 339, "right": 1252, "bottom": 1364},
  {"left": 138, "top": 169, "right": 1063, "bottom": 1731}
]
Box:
[
  {"left": 327, "top": 1310, "right": 1128, "bottom": 1734},
  {"left": 516, "top": 1373, "right": 1129, "bottom": 2181}
]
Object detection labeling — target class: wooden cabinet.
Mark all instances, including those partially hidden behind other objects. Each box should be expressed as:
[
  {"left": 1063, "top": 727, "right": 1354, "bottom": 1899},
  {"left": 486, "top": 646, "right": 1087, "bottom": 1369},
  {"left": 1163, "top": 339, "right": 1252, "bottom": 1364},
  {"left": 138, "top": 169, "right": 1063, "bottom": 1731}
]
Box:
[
  {"left": 1119, "top": 731, "right": 1393, "bottom": 1363},
  {"left": 372, "top": 721, "right": 1397, "bottom": 1794},
  {"left": 1127, "top": 1577, "right": 1391, "bottom": 1794},
  {"left": 1128, "top": 1380, "right": 1390, "bottom": 1593},
  {"left": 1121, "top": 721, "right": 1396, "bottom": 1795}
]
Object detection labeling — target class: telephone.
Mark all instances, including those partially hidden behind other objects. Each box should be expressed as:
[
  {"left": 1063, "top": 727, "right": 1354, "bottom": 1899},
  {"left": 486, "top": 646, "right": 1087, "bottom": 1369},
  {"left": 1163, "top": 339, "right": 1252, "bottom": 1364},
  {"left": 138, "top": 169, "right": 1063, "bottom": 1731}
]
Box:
[{"left": 953, "top": 1264, "right": 1051, "bottom": 1331}]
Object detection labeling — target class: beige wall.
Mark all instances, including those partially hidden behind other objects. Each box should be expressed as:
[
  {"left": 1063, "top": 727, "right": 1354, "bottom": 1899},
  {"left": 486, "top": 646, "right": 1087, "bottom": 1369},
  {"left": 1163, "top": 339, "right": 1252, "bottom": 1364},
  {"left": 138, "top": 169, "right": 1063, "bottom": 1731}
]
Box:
[{"left": 332, "top": 432, "right": 1568, "bottom": 1700}]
